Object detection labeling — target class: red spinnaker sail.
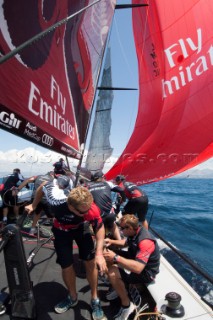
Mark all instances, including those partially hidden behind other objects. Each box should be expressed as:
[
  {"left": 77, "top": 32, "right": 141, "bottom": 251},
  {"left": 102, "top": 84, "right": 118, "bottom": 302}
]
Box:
[
  {"left": 0, "top": 0, "right": 115, "bottom": 158},
  {"left": 106, "top": 0, "right": 213, "bottom": 184}
]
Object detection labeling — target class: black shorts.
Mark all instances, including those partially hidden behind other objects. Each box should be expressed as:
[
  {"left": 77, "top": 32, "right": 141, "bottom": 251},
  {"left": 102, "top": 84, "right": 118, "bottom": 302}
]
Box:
[
  {"left": 34, "top": 200, "right": 53, "bottom": 217},
  {"left": 102, "top": 212, "right": 116, "bottom": 229},
  {"left": 52, "top": 223, "right": 95, "bottom": 269},
  {"left": 123, "top": 195, "right": 148, "bottom": 222},
  {"left": 1, "top": 190, "right": 18, "bottom": 208}
]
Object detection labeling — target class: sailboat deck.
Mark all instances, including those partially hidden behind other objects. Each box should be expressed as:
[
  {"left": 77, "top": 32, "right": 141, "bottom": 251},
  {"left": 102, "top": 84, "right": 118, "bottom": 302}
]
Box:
[
  {"left": 0, "top": 237, "right": 117, "bottom": 320},
  {"left": 147, "top": 255, "right": 213, "bottom": 319},
  {"left": 0, "top": 219, "right": 212, "bottom": 320}
]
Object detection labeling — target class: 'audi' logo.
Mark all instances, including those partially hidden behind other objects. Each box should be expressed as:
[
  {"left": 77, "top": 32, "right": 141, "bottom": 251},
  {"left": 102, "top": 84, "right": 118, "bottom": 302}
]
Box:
[{"left": 42, "top": 134, "right": 54, "bottom": 146}]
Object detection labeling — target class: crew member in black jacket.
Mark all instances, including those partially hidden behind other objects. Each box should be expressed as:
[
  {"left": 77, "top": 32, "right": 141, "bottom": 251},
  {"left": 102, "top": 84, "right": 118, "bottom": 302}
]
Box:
[
  {"left": 87, "top": 171, "right": 125, "bottom": 239},
  {"left": 103, "top": 214, "right": 160, "bottom": 320},
  {"left": 114, "top": 175, "right": 149, "bottom": 229},
  {"left": 0, "top": 168, "right": 25, "bottom": 224}
]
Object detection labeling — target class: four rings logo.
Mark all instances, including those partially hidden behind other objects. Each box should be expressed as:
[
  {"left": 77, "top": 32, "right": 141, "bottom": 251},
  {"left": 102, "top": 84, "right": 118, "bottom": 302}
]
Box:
[{"left": 42, "top": 134, "right": 54, "bottom": 146}]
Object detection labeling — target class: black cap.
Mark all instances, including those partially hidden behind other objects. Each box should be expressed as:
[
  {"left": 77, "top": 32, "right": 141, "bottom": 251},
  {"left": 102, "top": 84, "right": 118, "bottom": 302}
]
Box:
[
  {"left": 92, "top": 171, "right": 104, "bottom": 181},
  {"left": 115, "top": 175, "right": 125, "bottom": 182},
  {"left": 57, "top": 175, "right": 70, "bottom": 189},
  {"left": 13, "top": 168, "right": 20, "bottom": 174}
]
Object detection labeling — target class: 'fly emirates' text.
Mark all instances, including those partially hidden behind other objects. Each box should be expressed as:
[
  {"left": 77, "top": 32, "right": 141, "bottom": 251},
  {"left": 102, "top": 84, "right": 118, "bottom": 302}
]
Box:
[
  {"left": 28, "top": 76, "right": 75, "bottom": 139},
  {"left": 162, "top": 28, "right": 213, "bottom": 97}
]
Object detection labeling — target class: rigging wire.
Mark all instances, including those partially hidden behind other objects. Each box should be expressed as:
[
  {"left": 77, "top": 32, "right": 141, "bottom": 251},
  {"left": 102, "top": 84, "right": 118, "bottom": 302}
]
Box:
[
  {"left": 77, "top": 3, "right": 142, "bottom": 178},
  {"left": 27, "top": 146, "right": 38, "bottom": 177},
  {"left": 149, "top": 225, "right": 213, "bottom": 286},
  {"left": 111, "top": 12, "right": 139, "bottom": 174},
  {"left": 83, "top": 2, "right": 114, "bottom": 88},
  {"left": 108, "top": 2, "right": 151, "bottom": 177},
  {"left": 113, "top": 15, "right": 136, "bottom": 83},
  {"left": 139, "top": 0, "right": 150, "bottom": 67},
  {"left": 148, "top": 210, "right": 213, "bottom": 307}
]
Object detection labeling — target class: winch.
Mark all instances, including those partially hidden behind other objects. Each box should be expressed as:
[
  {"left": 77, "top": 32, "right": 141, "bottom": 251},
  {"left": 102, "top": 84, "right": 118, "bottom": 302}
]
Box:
[{"left": 161, "top": 292, "right": 185, "bottom": 318}]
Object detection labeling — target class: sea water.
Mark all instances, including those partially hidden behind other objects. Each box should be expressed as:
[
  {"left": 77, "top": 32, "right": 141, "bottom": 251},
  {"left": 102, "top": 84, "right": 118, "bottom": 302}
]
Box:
[{"left": 141, "top": 178, "right": 213, "bottom": 305}]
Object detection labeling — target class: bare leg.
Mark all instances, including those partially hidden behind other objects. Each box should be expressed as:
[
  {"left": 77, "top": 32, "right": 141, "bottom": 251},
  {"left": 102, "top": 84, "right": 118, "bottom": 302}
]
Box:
[
  {"left": 108, "top": 265, "right": 130, "bottom": 307},
  {"left": 62, "top": 265, "right": 77, "bottom": 300},
  {"left": 13, "top": 205, "right": 19, "bottom": 217},
  {"left": 111, "top": 222, "right": 121, "bottom": 240},
  {"left": 31, "top": 213, "right": 41, "bottom": 228},
  {"left": 2, "top": 207, "right": 8, "bottom": 219},
  {"left": 84, "top": 259, "right": 98, "bottom": 300},
  {"left": 142, "top": 219, "right": 149, "bottom": 230}
]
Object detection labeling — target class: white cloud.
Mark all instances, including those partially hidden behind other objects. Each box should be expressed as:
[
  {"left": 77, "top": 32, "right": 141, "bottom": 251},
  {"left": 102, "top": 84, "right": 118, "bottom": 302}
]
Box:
[
  {"left": 0, "top": 147, "right": 212, "bottom": 178},
  {"left": 0, "top": 148, "right": 76, "bottom": 176}
]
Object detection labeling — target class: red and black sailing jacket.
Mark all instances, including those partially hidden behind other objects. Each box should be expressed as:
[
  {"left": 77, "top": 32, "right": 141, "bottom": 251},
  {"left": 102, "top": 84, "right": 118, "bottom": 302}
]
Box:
[{"left": 127, "top": 227, "right": 160, "bottom": 278}]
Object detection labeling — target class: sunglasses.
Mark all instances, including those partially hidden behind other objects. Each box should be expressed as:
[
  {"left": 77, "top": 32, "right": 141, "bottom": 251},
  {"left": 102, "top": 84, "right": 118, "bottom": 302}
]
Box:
[
  {"left": 74, "top": 207, "right": 89, "bottom": 214},
  {"left": 120, "top": 225, "right": 130, "bottom": 230}
]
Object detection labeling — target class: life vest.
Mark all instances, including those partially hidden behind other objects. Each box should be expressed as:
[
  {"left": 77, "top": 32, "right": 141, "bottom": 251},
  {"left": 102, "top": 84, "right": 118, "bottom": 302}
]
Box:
[
  {"left": 123, "top": 182, "right": 143, "bottom": 199},
  {"left": 127, "top": 227, "right": 160, "bottom": 276},
  {"left": 0, "top": 173, "right": 20, "bottom": 192},
  {"left": 87, "top": 181, "right": 112, "bottom": 214},
  {"left": 32, "top": 173, "right": 54, "bottom": 199}
]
